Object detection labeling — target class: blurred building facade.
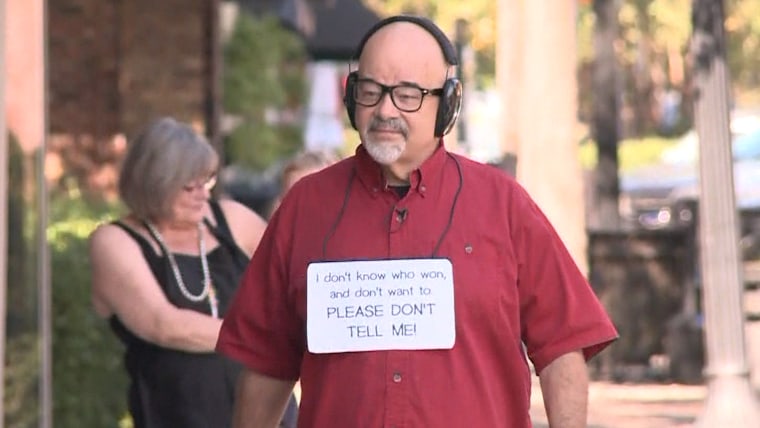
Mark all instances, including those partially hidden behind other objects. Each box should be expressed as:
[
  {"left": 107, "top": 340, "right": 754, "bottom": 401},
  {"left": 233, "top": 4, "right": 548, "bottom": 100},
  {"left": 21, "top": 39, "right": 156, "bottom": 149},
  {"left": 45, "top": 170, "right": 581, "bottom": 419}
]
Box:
[
  {"left": 2, "top": 1, "right": 378, "bottom": 426},
  {"left": 47, "top": 0, "right": 219, "bottom": 198},
  {"left": 2, "top": 1, "right": 235, "bottom": 426}
]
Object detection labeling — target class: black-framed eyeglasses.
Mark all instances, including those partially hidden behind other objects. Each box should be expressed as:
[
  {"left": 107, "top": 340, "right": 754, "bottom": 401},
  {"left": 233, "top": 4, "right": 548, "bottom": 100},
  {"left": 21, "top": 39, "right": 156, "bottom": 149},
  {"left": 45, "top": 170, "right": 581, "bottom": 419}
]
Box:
[{"left": 353, "top": 78, "right": 443, "bottom": 113}]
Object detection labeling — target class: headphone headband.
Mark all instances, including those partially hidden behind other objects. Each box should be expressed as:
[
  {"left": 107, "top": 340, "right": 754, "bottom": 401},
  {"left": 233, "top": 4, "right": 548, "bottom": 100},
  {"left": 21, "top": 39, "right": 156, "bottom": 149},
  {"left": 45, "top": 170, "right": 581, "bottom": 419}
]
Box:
[{"left": 352, "top": 15, "right": 459, "bottom": 65}]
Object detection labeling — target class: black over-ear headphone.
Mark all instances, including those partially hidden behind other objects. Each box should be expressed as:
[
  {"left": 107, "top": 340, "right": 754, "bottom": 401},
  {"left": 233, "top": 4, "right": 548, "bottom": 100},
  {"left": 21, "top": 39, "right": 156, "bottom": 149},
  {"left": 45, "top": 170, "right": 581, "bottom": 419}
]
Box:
[{"left": 343, "top": 15, "right": 463, "bottom": 138}]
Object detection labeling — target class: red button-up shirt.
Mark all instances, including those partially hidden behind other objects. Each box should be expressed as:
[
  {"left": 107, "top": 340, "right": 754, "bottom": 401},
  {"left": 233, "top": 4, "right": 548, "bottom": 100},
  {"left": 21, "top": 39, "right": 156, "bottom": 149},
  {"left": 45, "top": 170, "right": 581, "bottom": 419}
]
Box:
[{"left": 218, "top": 144, "right": 617, "bottom": 427}]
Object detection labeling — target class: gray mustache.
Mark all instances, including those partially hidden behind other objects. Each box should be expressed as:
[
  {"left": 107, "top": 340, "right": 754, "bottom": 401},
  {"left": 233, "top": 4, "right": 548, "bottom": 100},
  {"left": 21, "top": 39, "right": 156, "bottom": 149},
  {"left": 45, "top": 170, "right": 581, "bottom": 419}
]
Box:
[{"left": 369, "top": 117, "right": 408, "bottom": 137}]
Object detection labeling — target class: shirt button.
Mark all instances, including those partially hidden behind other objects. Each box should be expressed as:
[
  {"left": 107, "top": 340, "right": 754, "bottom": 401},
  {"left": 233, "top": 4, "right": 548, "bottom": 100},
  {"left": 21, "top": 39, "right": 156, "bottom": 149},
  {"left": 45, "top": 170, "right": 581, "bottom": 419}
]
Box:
[
  {"left": 419, "top": 185, "right": 427, "bottom": 192},
  {"left": 392, "top": 372, "right": 402, "bottom": 383}
]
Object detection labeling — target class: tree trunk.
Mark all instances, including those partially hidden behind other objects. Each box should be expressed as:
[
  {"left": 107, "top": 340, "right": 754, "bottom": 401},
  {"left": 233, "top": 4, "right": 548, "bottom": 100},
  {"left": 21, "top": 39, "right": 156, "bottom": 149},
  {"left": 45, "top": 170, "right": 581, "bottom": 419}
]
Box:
[{"left": 589, "top": 0, "right": 621, "bottom": 231}]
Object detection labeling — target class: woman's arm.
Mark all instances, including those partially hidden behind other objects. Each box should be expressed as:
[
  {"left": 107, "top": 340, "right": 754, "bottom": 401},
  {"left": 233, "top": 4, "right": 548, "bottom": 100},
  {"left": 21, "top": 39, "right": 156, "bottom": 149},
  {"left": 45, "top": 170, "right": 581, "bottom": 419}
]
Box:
[{"left": 89, "top": 223, "right": 222, "bottom": 352}]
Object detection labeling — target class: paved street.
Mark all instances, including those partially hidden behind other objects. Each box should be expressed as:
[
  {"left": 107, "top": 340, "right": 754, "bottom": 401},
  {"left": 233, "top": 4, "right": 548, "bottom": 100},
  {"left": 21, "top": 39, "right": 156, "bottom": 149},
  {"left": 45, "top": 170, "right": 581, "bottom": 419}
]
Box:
[{"left": 530, "top": 377, "right": 706, "bottom": 428}]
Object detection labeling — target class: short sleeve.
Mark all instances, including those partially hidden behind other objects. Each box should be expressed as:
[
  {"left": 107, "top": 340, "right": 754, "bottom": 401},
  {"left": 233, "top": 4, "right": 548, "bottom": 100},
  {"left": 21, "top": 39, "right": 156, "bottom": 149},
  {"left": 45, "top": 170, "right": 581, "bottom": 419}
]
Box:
[
  {"left": 511, "top": 184, "right": 618, "bottom": 373},
  {"left": 216, "top": 206, "right": 304, "bottom": 380}
]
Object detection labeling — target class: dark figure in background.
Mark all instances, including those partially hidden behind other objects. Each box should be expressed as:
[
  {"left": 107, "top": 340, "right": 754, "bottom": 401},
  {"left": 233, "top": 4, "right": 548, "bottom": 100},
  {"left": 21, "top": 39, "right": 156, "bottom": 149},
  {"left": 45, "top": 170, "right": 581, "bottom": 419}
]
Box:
[
  {"left": 218, "top": 15, "right": 618, "bottom": 428},
  {"left": 88, "top": 117, "right": 296, "bottom": 427}
]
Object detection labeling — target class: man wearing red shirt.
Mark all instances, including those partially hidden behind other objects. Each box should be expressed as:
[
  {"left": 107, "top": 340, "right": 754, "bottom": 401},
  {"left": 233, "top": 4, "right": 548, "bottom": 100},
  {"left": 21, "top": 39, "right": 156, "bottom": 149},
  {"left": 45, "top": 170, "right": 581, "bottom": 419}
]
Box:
[{"left": 217, "top": 15, "right": 617, "bottom": 428}]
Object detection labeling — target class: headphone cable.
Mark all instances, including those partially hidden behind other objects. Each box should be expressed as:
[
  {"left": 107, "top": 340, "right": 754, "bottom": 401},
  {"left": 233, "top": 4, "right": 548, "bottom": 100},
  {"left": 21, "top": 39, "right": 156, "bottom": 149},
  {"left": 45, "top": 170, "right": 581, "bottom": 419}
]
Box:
[{"left": 321, "top": 153, "right": 463, "bottom": 259}]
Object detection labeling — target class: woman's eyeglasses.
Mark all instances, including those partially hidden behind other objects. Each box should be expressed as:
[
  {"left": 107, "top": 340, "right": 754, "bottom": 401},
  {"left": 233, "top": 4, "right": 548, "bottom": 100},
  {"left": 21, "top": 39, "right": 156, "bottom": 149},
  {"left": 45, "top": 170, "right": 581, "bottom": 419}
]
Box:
[{"left": 182, "top": 174, "right": 217, "bottom": 193}]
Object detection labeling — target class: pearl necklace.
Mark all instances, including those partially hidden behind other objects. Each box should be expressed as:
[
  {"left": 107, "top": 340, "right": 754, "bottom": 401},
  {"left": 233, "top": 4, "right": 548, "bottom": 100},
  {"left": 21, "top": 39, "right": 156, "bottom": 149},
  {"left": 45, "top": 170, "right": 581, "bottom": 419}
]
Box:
[{"left": 145, "top": 221, "right": 219, "bottom": 318}]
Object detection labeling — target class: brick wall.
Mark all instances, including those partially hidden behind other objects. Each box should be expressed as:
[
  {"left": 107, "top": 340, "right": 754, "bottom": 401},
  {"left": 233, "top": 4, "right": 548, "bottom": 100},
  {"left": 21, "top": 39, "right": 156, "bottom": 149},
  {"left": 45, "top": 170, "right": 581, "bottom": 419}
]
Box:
[
  {"left": 47, "top": 0, "right": 212, "bottom": 196},
  {"left": 118, "top": 0, "right": 209, "bottom": 134},
  {"left": 48, "top": 0, "right": 121, "bottom": 137}
]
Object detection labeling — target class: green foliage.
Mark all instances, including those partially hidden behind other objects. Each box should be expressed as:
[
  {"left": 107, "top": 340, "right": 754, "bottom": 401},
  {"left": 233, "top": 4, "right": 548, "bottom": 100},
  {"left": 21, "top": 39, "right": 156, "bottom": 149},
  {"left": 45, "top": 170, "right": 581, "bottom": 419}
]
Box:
[
  {"left": 726, "top": 0, "right": 760, "bottom": 91},
  {"left": 576, "top": 0, "right": 760, "bottom": 136},
  {"left": 223, "top": 12, "right": 307, "bottom": 171},
  {"left": 4, "top": 333, "right": 39, "bottom": 428},
  {"left": 366, "top": 0, "right": 760, "bottom": 104},
  {"left": 49, "top": 194, "right": 128, "bottom": 428},
  {"left": 225, "top": 120, "right": 302, "bottom": 172},
  {"left": 364, "top": 0, "right": 496, "bottom": 88},
  {"left": 579, "top": 135, "right": 678, "bottom": 171},
  {"left": 3, "top": 139, "right": 125, "bottom": 428}
]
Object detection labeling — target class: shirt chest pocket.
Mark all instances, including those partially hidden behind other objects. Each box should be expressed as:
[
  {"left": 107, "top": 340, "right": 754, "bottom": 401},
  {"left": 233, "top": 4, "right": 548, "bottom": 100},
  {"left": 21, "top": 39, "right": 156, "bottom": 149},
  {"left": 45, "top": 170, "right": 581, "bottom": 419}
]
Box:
[{"left": 446, "top": 231, "right": 519, "bottom": 327}]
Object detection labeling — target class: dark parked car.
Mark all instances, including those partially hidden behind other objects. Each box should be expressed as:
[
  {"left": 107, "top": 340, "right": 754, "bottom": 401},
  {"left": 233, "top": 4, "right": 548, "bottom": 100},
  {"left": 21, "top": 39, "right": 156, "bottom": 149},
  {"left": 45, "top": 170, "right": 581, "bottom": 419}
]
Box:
[{"left": 619, "top": 124, "right": 760, "bottom": 259}]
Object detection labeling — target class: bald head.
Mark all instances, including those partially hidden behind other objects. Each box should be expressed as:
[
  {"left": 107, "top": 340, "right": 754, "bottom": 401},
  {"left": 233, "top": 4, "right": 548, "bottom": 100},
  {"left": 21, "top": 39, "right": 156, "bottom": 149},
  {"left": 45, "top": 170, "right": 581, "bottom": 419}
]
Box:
[
  {"left": 366, "top": 23, "right": 445, "bottom": 70},
  {"left": 358, "top": 22, "right": 453, "bottom": 91},
  {"left": 354, "top": 16, "right": 457, "bottom": 64}
]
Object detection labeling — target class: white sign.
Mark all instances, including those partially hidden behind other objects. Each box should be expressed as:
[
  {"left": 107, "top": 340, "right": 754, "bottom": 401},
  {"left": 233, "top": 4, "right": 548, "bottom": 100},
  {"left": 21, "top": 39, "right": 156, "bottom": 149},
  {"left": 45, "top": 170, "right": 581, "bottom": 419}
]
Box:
[{"left": 306, "top": 258, "right": 456, "bottom": 354}]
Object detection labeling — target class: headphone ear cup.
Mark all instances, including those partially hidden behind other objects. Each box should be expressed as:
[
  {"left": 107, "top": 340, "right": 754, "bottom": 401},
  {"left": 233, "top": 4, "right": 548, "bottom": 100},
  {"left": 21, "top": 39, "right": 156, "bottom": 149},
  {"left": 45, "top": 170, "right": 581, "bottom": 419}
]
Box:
[
  {"left": 343, "top": 72, "right": 359, "bottom": 130},
  {"left": 434, "top": 78, "right": 463, "bottom": 137}
]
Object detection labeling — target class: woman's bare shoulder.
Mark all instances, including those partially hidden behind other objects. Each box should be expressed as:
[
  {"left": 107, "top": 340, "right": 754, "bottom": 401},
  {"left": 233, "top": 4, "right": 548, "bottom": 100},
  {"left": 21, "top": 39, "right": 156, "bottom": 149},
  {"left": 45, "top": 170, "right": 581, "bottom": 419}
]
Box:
[
  {"left": 89, "top": 218, "right": 146, "bottom": 255},
  {"left": 216, "top": 198, "right": 267, "bottom": 256}
]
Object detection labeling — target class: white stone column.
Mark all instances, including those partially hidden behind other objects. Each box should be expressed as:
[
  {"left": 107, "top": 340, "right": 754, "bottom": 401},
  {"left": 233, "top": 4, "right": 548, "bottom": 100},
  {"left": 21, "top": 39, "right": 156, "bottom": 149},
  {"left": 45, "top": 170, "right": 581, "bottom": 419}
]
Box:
[{"left": 692, "top": 0, "right": 760, "bottom": 425}]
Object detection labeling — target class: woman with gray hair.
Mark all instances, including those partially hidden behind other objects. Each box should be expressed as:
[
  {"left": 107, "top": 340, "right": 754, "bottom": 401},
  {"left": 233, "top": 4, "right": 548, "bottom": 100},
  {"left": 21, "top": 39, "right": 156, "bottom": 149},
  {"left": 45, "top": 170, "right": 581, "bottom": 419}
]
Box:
[{"left": 88, "top": 117, "right": 285, "bottom": 427}]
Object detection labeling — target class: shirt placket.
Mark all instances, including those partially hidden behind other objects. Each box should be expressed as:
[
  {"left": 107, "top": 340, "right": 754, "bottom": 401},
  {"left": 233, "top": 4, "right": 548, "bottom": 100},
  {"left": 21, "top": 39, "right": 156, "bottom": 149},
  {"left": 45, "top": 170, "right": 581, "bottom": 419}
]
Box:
[
  {"left": 384, "top": 350, "right": 410, "bottom": 427},
  {"left": 385, "top": 190, "right": 414, "bottom": 427}
]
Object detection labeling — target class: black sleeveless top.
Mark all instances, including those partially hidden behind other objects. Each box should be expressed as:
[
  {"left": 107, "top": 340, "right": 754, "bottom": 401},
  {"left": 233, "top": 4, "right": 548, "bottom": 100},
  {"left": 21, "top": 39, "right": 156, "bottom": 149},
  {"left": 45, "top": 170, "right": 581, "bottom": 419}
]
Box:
[{"left": 110, "top": 201, "right": 249, "bottom": 428}]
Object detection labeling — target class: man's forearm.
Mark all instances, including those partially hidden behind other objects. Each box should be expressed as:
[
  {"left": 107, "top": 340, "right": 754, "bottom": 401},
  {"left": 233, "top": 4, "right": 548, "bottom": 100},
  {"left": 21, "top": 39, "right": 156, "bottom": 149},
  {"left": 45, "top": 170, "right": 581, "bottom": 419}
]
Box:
[
  {"left": 234, "top": 368, "right": 296, "bottom": 428},
  {"left": 538, "top": 350, "right": 588, "bottom": 428}
]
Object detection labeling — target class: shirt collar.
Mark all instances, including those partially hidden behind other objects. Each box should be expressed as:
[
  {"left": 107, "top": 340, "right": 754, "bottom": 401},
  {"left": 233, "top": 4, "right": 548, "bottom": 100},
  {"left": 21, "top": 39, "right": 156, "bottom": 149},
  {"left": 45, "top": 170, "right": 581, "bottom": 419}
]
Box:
[{"left": 354, "top": 140, "right": 447, "bottom": 198}]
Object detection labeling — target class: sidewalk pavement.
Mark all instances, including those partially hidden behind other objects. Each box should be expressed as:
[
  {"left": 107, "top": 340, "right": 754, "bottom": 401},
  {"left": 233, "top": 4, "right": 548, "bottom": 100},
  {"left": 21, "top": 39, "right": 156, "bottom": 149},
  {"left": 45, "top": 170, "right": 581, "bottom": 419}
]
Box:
[
  {"left": 530, "top": 377, "right": 706, "bottom": 428},
  {"left": 294, "top": 375, "right": 745, "bottom": 426}
]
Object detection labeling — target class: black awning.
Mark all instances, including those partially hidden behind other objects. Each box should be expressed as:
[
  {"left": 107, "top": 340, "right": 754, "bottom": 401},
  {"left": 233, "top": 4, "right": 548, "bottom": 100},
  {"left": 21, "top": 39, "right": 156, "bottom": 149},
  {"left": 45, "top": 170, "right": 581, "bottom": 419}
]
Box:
[
  {"left": 303, "top": 0, "right": 382, "bottom": 61},
  {"left": 239, "top": 0, "right": 381, "bottom": 61}
]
